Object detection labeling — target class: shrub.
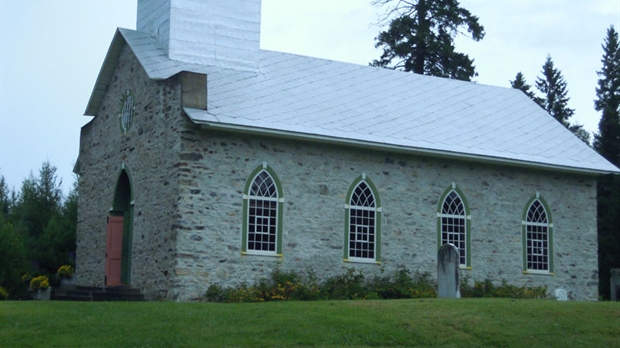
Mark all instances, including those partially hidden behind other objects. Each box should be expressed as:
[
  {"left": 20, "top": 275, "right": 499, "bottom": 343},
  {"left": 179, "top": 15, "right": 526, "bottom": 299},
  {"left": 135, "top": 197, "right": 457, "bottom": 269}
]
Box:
[
  {"left": 321, "top": 269, "right": 370, "bottom": 300},
  {"left": 204, "top": 268, "right": 550, "bottom": 303},
  {"left": 30, "top": 276, "right": 50, "bottom": 291},
  {"left": 407, "top": 271, "right": 438, "bottom": 298},
  {"left": 206, "top": 268, "right": 322, "bottom": 303},
  {"left": 370, "top": 268, "right": 437, "bottom": 299},
  {"left": 205, "top": 284, "right": 225, "bottom": 302},
  {"left": 21, "top": 273, "right": 32, "bottom": 284},
  {"left": 57, "top": 265, "right": 74, "bottom": 278},
  {"left": 0, "top": 286, "right": 8, "bottom": 300},
  {"left": 460, "top": 277, "right": 548, "bottom": 299}
]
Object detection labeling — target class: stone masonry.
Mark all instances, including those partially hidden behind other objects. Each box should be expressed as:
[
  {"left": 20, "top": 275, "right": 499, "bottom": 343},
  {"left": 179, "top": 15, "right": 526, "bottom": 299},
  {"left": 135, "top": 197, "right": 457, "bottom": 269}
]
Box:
[
  {"left": 172, "top": 125, "right": 598, "bottom": 301},
  {"left": 76, "top": 44, "right": 599, "bottom": 301},
  {"left": 76, "top": 45, "right": 182, "bottom": 299}
]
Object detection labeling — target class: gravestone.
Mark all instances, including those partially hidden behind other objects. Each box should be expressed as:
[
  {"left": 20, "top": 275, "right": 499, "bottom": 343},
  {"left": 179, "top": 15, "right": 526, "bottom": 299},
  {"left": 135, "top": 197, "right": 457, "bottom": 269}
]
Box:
[
  {"left": 437, "top": 243, "right": 460, "bottom": 298},
  {"left": 611, "top": 268, "right": 620, "bottom": 301},
  {"left": 554, "top": 288, "right": 568, "bottom": 301}
]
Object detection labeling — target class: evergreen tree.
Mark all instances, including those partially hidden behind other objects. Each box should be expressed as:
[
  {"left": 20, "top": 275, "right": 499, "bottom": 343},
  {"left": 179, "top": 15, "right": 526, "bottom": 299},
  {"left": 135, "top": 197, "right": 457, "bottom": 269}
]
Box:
[
  {"left": 12, "top": 161, "right": 63, "bottom": 272},
  {"left": 593, "top": 26, "right": 620, "bottom": 300},
  {"left": 535, "top": 56, "right": 574, "bottom": 126},
  {"left": 39, "top": 180, "right": 77, "bottom": 272},
  {"left": 510, "top": 72, "right": 542, "bottom": 106},
  {"left": 371, "top": 0, "right": 485, "bottom": 81},
  {"left": 0, "top": 175, "right": 27, "bottom": 298},
  {"left": 0, "top": 176, "right": 11, "bottom": 217},
  {"left": 593, "top": 26, "right": 620, "bottom": 162},
  {"left": 0, "top": 166, "right": 78, "bottom": 297},
  {"left": 535, "top": 56, "right": 590, "bottom": 144},
  {"left": 0, "top": 220, "right": 27, "bottom": 298}
]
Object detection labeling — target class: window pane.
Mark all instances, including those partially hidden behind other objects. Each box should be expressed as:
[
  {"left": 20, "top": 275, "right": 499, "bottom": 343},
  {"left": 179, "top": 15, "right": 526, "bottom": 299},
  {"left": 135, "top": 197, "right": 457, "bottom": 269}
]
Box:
[
  {"left": 440, "top": 190, "right": 467, "bottom": 265},
  {"left": 247, "top": 195, "right": 278, "bottom": 252}
]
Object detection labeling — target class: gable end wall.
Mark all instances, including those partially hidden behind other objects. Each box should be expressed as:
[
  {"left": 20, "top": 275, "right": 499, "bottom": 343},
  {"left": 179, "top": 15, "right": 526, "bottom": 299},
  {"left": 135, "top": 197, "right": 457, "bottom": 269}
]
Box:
[{"left": 76, "top": 44, "right": 183, "bottom": 299}]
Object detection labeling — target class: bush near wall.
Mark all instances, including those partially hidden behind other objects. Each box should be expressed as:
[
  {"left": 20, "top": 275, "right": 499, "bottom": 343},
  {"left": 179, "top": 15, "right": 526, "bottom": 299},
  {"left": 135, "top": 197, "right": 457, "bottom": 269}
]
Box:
[
  {"left": 205, "top": 268, "right": 548, "bottom": 303},
  {"left": 204, "top": 268, "right": 438, "bottom": 302},
  {"left": 460, "top": 277, "right": 548, "bottom": 299},
  {"left": 0, "top": 286, "right": 9, "bottom": 300}
]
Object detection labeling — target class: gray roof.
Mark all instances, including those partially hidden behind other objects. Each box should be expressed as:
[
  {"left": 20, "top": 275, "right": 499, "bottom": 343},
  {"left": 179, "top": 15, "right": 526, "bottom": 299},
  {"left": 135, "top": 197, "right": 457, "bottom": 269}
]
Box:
[{"left": 85, "top": 28, "right": 619, "bottom": 175}]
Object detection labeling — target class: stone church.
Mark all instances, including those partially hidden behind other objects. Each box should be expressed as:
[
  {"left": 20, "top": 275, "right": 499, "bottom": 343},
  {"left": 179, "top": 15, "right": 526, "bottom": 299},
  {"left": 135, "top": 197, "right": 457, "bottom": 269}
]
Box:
[{"left": 74, "top": 0, "right": 619, "bottom": 301}]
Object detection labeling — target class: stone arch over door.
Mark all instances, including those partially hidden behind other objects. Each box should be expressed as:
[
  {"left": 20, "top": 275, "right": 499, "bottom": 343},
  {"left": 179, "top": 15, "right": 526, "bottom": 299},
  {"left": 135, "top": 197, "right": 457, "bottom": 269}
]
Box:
[{"left": 106, "top": 165, "right": 134, "bottom": 286}]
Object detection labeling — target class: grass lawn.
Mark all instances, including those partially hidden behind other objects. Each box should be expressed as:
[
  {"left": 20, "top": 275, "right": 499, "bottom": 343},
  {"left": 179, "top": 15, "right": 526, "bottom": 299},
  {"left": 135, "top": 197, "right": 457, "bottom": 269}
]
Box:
[{"left": 1, "top": 299, "right": 619, "bottom": 347}]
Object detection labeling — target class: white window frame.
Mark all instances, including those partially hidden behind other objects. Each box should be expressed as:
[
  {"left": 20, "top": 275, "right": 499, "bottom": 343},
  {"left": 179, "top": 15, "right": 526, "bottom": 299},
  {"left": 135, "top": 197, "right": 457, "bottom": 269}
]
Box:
[
  {"left": 242, "top": 165, "right": 283, "bottom": 257},
  {"left": 523, "top": 197, "right": 552, "bottom": 273},
  {"left": 345, "top": 175, "right": 381, "bottom": 263},
  {"left": 439, "top": 188, "right": 469, "bottom": 267}
]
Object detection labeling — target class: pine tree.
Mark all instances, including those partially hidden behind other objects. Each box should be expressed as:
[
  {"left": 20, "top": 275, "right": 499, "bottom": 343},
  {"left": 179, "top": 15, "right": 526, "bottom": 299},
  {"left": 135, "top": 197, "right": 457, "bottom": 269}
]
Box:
[
  {"left": 535, "top": 56, "right": 574, "bottom": 126},
  {"left": 593, "top": 26, "right": 620, "bottom": 300},
  {"left": 39, "top": 180, "right": 77, "bottom": 273},
  {"left": 510, "top": 72, "right": 542, "bottom": 106},
  {"left": 593, "top": 26, "right": 620, "bottom": 163},
  {"left": 371, "top": 0, "right": 485, "bottom": 81},
  {"left": 12, "top": 161, "right": 64, "bottom": 272},
  {"left": 0, "top": 176, "right": 27, "bottom": 298},
  {"left": 535, "top": 56, "right": 590, "bottom": 144},
  {"left": 0, "top": 176, "right": 10, "bottom": 216}
]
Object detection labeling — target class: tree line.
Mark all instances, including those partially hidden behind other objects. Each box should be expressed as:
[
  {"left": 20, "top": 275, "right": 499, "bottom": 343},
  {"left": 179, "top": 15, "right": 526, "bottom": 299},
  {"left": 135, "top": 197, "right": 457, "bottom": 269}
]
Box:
[
  {"left": 0, "top": 162, "right": 77, "bottom": 298},
  {"left": 372, "top": 0, "right": 620, "bottom": 299}
]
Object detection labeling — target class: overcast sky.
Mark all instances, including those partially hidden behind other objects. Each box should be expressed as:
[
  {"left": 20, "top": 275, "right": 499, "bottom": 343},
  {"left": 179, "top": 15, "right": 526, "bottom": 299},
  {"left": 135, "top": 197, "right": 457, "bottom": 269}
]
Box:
[{"left": 1, "top": 0, "right": 619, "bottom": 195}]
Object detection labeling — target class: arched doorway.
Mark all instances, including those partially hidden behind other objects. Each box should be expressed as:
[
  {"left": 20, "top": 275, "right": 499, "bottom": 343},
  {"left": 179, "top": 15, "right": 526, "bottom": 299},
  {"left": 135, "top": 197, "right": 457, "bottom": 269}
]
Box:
[{"left": 105, "top": 168, "right": 133, "bottom": 286}]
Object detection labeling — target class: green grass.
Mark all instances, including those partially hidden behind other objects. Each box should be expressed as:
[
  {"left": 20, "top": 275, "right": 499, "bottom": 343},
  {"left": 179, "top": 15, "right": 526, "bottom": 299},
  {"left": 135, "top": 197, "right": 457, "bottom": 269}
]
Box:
[{"left": 1, "top": 299, "right": 619, "bottom": 347}]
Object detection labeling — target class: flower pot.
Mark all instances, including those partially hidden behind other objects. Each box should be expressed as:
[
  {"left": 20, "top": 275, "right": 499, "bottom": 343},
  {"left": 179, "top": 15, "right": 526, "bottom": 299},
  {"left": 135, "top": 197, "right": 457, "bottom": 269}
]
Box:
[
  {"left": 61, "top": 276, "right": 76, "bottom": 287},
  {"left": 34, "top": 287, "right": 51, "bottom": 301}
]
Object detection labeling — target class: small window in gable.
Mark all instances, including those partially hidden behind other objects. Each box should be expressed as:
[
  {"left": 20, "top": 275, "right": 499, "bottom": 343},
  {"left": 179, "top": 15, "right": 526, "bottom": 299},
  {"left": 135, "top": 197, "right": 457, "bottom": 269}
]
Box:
[
  {"left": 437, "top": 185, "right": 471, "bottom": 268},
  {"left": 119, "top": 91, "right": 135, "bottom": 134},
  {"left": 523, "top": 196, "right": 553, "bottom": 273},
  {"left": 345, "top": 175, "right": 381, "bottom": 263},
  {"left": 242, "top": 164, "right": 283, "bottom": 256}
]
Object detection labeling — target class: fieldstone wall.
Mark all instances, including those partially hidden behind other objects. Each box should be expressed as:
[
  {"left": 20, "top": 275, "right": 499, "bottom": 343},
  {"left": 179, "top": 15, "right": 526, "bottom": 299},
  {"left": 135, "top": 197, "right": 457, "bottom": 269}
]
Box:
[
  {"left": 76, "top": 45, "right": 182, "bottom": 299},
  {"left": 76, "top": 41, "right": 599, "bottom": 302},
  {"left": 172, "top": 128, "right": 599, "bottom": 301}
]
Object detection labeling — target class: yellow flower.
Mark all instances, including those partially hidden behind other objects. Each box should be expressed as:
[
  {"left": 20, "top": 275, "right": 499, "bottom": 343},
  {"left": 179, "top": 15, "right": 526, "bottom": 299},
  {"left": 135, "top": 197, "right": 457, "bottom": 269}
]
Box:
[
  {"left": 58, "top": 265, "right": 74, "bottom": 278},
  {"left": 30, "top": 276, "right": 50, "bottom": 290}
]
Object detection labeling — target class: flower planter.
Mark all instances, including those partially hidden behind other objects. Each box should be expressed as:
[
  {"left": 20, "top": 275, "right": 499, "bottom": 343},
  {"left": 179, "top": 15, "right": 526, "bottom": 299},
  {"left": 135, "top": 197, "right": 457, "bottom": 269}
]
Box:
[
  {"left": 34, "top": 287, "right": 51, "bottom": 301},
  {"left": 61, "top": 276, "right": 76, "bottom": 287}
]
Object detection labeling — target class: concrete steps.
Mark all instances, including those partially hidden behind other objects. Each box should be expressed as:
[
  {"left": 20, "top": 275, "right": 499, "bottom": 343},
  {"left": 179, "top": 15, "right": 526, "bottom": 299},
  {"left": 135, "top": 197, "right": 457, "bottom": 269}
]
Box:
[{"left": 52, "top": 286, "right": 145, "bottom": 302}]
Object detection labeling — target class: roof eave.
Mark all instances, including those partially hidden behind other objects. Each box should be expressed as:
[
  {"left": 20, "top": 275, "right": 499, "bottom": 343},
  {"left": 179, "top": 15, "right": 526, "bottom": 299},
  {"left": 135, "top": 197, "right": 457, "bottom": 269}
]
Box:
[
  {"left": 84, "top": 29, "right": 127, "bottom": 116},
  {"left": 188, "top": 115, "right": 618, "bottom": 176}
]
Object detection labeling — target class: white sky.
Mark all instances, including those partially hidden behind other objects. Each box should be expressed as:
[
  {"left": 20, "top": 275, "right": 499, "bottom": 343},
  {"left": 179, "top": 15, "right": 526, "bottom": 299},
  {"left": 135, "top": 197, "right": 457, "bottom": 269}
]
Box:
[{"left": 1, "top": 0, "right": 619, "bottom": 194}]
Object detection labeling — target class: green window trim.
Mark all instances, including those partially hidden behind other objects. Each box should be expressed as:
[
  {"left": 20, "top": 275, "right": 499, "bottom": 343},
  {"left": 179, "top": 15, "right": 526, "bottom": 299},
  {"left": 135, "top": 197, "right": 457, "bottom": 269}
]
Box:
[
  {"left": 109, "top": 163, "right": 135, "bottom": 210},
  {"left": 522, "top": 192, "right": 554, "bottom": 274},
  {"left": 241, "top": 162, "right": 284, "bottom": 257},
  {"left": 436, "top": 183, "right": 472, "bottom": 268},
  {"left": 343, "top": 173, "right": 382, "bottom": 264}
]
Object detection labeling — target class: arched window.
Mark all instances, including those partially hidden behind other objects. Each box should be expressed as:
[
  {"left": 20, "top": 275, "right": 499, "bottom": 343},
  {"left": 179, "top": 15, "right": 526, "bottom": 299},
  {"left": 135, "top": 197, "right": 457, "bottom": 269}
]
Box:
[
  {"left": 242, "top": 163, "right": 283, "bottom": 256},
  {"left": 437, "top": 184, "right": 470, "bottom": 267},
  {"left": 345, "top": 174, "right": 381, "bottom": 262},
  {"left": 523, "top": 195, "right": 553, "bottom": 273}
]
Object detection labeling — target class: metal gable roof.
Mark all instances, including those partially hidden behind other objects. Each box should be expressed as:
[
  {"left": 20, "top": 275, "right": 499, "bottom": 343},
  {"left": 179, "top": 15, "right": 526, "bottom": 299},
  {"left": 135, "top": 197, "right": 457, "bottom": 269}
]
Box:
[
  {"left": 85, "top": 28, "right": 619, "bottom": 175},
  {"left": 85, "top": 28, "right": 222, "bottom": 115}
]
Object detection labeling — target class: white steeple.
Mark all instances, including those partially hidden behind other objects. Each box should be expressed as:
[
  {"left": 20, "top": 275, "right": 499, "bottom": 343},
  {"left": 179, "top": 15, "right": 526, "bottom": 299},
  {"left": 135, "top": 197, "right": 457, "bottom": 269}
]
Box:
[{"left": 137, "top": 0, "right": 261, "bottom": 71}]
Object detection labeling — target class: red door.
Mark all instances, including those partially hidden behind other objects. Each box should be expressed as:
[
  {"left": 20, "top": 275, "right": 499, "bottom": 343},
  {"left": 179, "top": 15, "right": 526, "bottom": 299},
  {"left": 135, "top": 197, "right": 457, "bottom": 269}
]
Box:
[{"left": 105, "top": 216, "right": 124, "bottom": 286}]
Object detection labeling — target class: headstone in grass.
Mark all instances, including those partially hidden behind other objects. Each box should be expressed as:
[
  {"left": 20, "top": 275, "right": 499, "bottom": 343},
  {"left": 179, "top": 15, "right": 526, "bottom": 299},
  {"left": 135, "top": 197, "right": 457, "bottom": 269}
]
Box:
[
  {"left": 554, "top": 289, "right": 568, "bottom": 301},
  {"left": 611, "top": 268, "right": 620, "bottom": 301},
  {"left": 437, "top": 243, "right": 460, "bottom": 298}
]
